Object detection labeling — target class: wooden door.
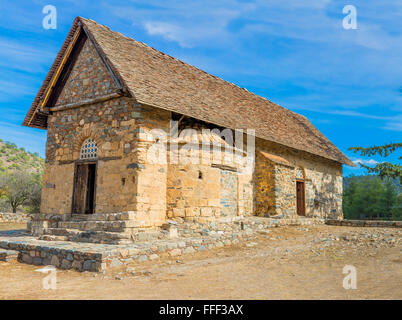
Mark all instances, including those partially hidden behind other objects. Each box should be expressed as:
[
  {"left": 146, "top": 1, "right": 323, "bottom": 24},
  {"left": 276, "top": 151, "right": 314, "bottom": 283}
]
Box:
[
  {"left": 72, "top": 163, "right": 97, "bottom": 214},
  {"left": 296, "top": 181, "right": 305, "bottom": 216},
  {"left": 73, "top": 164, "right": 88, "bottom": 214}
]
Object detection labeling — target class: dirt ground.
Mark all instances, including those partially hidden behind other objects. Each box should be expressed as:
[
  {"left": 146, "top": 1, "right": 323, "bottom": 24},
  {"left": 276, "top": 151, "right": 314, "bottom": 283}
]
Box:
[{"left": 0, "top": 222, "right": 400, "bottom": 300}]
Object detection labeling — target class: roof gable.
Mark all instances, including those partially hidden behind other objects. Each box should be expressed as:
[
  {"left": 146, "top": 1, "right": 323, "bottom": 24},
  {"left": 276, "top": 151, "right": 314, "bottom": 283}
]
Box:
[
  {"left": 22, "top": 17, "right": 126, "bottom": 129},
  {"left": 23, "top": 17, "right": 353, "bottom": 166},
  {"left": 55, "top": 38, "right": 117, "bottom": 107}
]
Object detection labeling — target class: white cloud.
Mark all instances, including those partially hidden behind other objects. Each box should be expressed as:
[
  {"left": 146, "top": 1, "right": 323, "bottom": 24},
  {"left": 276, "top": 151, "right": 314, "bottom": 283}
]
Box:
[
  {"left": 319, "top": 110, "right": 400, "bottom": 121},
  {"left": 383, "top": 117, "right": 402, "bottom": 131},
  {"left": 142, "top": 21, "right": 222, "bottom": 48},
  {"left": 109, "top": 0, "right": 253, "bottom": 47},
  {"left": 143, "top": 22, "right": 184, "bottom": 45},
  {"left": 352, "top": 158, "right": 380, "bottom": 166}
]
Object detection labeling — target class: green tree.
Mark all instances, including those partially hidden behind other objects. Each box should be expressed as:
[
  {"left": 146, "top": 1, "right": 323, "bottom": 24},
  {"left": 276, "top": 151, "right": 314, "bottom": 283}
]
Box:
[
  {"left": 0, "top": 169, "right": 42, "bottom": 213},
  {"left": 382, "top": 181, "right": 398, "bottom": 218},
  {"left": 25, "top": 172, "right": 42, "bottom": 213},
  {"left": 390, "top": 194, "right": 402, "bottom": 220},
  {"left": 343, "top": 176, "right": 358, "bottom": 219},
  {"left": 349, "top": 143, "right": 401, "bottom": 182}
]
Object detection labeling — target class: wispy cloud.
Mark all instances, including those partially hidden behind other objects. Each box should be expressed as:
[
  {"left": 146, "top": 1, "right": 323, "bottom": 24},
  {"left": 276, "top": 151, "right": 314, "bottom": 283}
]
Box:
[
  {"left": 143, "top": 22, "right": 192, "bottom": 48},
  {"left": 383, "top": 117, "right": 402, "bottom": 131},
  {"left": 352, "top": 158, "right": 380, "bottom": 166},
  {"left": 107, "top": 0, "right": 255, "bottom": 48},
  {"left": 0, "top": 79, "right": 36, "bottom": 99},
  {"left": 316, "top": 110, "right": 401, "bottom": 121},
  {"left": 0, "top": 38, "right": 55, "bottom": 73}
]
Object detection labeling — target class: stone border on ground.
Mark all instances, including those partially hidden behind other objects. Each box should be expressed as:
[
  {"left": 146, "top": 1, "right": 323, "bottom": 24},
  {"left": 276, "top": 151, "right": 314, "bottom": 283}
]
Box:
[
  {"left": 0, "top": 212, "right": 30, "bottom": 223},
  {"left": 326, "top": 219, "right": 402, "bottom": 228}
]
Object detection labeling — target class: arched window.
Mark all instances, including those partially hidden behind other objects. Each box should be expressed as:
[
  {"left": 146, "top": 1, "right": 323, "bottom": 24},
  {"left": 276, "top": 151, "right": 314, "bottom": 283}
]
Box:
[
  {"left": 296, "top": 166, "right": 305, "bottom": 179},
  {"left": 80, "top": 138, "right": 98, "bottom": 160}
]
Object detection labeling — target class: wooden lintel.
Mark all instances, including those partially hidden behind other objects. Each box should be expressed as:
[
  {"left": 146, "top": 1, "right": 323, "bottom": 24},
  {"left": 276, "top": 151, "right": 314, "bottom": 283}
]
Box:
[
  {"left": 58, "top": 156, "right": 123, "bottom": 165},
  {"left": 49, "top": 92, "right": 123, "bottom": 112},
  {"left": 211, "top": 163, "right": 238, "bottom": 172}
]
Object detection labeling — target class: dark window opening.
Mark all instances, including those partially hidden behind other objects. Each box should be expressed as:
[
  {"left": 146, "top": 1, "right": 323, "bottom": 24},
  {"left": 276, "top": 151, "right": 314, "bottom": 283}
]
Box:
[
  {"left": 172, "top": 112, "right": 232, "bottom": 137},
  {"left": 85, "top": 164, "right": 96, "bottom": 214}
]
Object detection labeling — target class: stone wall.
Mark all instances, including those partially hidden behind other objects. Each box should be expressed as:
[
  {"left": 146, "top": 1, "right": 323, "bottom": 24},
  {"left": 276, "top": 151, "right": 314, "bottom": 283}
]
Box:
[
  {"left": 220, "top": 169, "right": 238, "bottom": 216},
  {"left": 42, "top": 36, "right": 169, "bottom": 226},
  {"left": 167, "top": 163, "right": 221, "bottom": 221},
  {"left": 166, "top": 133, "right": 253, "bottom": 222},
  {"left": 255, "top": 139, "right": 343, "bottom": 219},
  {"left": 254, "top": 152, "right": 275, "bottom": 216},
  {"left": 273, "top": 164, "right": 296, "bottom": 217},
  {"left": 56, "top": 39, "right": 117, "bottom": 106},
  {"left": 43, "top": 97, "right": 169, "bottom": 225},
  {"left": 326, "top": 219, "right": 402, "bottom": 228},
  {"left": 131, "top": 104, "right": 169, "bottom": 226},
  {"left": 0, "top": 212, "right": 30, "bottom": 223}
]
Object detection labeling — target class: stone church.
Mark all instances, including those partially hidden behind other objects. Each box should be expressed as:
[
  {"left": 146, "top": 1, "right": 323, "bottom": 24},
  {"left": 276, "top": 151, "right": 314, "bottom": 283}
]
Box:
[{"left": 23, "top": 17, "right": 353, "bottom": 242}]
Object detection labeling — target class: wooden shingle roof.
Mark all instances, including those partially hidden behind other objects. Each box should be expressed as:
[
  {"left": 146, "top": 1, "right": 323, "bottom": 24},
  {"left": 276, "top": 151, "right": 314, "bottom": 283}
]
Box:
[{"left": 23, "top": 17, "right": 353, "bottom": 166}]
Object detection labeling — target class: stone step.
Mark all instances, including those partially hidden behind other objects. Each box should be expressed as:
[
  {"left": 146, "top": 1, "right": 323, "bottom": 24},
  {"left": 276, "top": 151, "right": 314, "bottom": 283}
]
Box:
[
  {"left": 43, "top": 228, "right": 133, "bottom": 245},
  {"left": 58, "top": 219, "right": 154, "bottom": 232},
  {"left": 39, "top": 235, "right": 68, "bottom": 241},
  {"left": 67, "top": 212, "right": 139, "bottom": 222},
  {"left": 44, "top": 227, "right": 71, "bottom": 236},
  {"left": 0, "top": 248, "right": 19, "bottom": 262}
]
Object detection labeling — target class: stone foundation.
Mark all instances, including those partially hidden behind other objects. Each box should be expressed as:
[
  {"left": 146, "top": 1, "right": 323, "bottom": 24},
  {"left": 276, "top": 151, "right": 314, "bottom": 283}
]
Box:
[{"left": 1, "top": 216, "right": 324, "bottom": 272}]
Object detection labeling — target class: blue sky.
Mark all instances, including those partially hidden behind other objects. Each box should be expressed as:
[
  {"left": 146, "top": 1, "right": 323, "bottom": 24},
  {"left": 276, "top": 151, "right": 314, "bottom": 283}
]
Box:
[{"left": 0, "top": 0, "right": 400, "bottom": 176}]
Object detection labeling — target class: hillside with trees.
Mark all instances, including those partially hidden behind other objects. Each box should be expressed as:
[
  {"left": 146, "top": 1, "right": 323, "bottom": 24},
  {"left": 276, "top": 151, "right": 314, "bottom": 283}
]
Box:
[
  {"left": 0, "top": 139, "right": 44, "bottom": 213},
  {"left": 0, "top": 139, "right": 44, "bottom": 173}
]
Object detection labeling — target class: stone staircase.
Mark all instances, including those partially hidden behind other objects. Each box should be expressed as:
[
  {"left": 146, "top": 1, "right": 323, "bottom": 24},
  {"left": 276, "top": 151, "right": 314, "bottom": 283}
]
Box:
[{"left": 38, "top": 213, "right": 162, "bottom": 245}]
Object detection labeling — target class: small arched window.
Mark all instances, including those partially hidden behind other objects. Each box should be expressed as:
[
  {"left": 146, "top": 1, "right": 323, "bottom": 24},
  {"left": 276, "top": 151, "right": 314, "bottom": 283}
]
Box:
[
  {"left": 80, "top": 138, "right": 98, "bottom": 160},
  {"left": 296, "top": 166, "right": 305, "bottom": 179}
]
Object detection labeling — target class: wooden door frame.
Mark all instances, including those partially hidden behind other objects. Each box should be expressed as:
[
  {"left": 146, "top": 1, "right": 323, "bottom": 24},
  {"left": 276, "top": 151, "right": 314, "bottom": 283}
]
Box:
[
  {"left": 71, "top": 160, "right": 98, "bottom": 215},
  {"left": 296, "top": 179, "right": 306, "bottom": 216}
]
